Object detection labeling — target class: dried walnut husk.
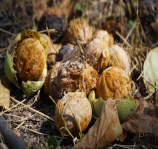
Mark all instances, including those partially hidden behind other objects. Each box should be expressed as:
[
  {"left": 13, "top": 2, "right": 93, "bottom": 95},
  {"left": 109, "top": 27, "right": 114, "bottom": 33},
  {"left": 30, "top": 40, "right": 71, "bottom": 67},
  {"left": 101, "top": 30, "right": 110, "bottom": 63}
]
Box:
[
  {"left": 58, "top": 44, "right": 75, "bottom": 61},
  {"left": 38, "top": 7, "right": 66, "bottom": 43},
  {"left": 96, "top": 67, "right": 132, "bottom": 100},
  {"left": 44, "top": 61, "right": 98, "bottom": 99},
  {"left": 14, "top": 37, "right": 46, "bottom": 81},
  {"left": 92, "top": 29, "right": 114, "bottom": 47},
  {"left": 4, "top": 30, "right": 47, "bottom": 97},
  {"left": 84, "top": 38, "right": 109, "bottom": 73},
  {"left": 67, "top": 18, "right": 92, "bottom": 45},
  {"left": 55, "top": 92, "right": 92, "bottom": 137},
  {"left": 109, "top": 44, "right": 131, "bottom": 76}
]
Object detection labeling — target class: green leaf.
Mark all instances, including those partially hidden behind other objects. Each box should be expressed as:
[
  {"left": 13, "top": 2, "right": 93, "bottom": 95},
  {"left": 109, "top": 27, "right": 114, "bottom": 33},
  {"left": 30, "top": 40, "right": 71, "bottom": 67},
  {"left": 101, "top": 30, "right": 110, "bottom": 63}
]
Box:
[
  {"left": 58, "top": 136, "right": 64, "bottom": 145},
  {"left": 128, "top": 20, "right": 134, "bottom": 29},
  {"left": 82, "top": 4, "right": 87, "bottom": 10},
  {"left": 75, "top": 2, "right": 82, "bottom": 10},
  {"left": 47, "top": 136, "right": 59, "bottom": 147},
  {"left": 75, "top": 2, "right": 86, "bottom": 11},
  {"left": 41, "top": 145, "right": 44, "bottom": 149}
]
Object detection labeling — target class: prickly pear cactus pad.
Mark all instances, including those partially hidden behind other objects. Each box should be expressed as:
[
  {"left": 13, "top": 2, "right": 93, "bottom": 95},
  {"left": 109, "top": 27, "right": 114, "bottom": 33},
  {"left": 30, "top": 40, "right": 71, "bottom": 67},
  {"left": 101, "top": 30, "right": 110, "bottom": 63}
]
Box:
[
  {"left": 4, "top": 30, "right": 48, "bottom": 97},
  {"left": 143, "top": 47, "right": 158, "bottom": 94}
]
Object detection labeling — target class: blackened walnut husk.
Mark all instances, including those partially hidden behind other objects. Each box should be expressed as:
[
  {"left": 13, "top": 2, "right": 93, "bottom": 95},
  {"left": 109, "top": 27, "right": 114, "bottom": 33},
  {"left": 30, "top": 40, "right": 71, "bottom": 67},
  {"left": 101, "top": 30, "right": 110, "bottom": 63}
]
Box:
[
  {"left": 38, "top": 7, "right": 67, "bottom": 43},
  {"left": 58, "top": 44, "right": 75, "bottom": 61}
]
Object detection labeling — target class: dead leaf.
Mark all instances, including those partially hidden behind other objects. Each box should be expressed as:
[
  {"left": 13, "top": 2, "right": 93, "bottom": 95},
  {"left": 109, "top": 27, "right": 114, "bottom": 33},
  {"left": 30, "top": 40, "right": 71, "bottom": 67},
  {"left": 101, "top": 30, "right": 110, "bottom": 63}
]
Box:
[
  {"left": 122, "top": 97, "right": 157, "bottom": 136},
  {"left": 118, "top": 129, "right": 128, "bottom": 142},
  {"left": 0, "top": 76, "right": 10, "bottom": 110},
  {"left": 134, "top": 97, "right": 154, "bottom": 116},
  {"left": 72, "top": 98, "right": 122, "bottom": 149}
]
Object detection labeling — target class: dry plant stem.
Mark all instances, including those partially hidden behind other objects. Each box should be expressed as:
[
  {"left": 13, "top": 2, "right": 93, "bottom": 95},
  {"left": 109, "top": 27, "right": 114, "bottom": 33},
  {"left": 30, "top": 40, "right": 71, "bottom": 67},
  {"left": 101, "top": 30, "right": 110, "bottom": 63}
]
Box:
[
  {"left": 0, "top": 28, "right": 16, "bottom": 36},
  {"left": 113, "top": 144, "right": 137, "bottom": 148},
  {"left": 131, "top": 0, "right": 148, "bottom": 46},
  {"left": 11, "top": 90, "right": 41, "bottom": 111},
  {"left": 123, "top": 22, "right": 136, "bottom": 46},
  {"left": 38, "top": 29, "right": 56, "bottom": 33},
  {"left": 137, "top": 71, "right": 143, "bottom": 81},
  {"left": 27, "top": 128, "right": 72, "bottom": 140},
  {"left": 46, "top": 27, "right": 58, "bottom": 53},
  {"left": 127, "top": 0, "right": 132, "bottom": 19},
  {"left": 31, "top": 90, "right": 40, "bottom": 106},
  {"left": 49, "top": 96, "right": 57, "bottom": 105},
  {"left": 0, "top": 23, "right": 16, "bottom": 27},
  {"left": 15, "top": 121, "right": 25, "bottom": 129},
  {"left": 3, "top": 113, "right": 26, "bottom": 120},
  {"left": 19, "top": 114, "right": 37, "bottom": 123},
  {"left": 0, "top": 98, "right": 27, "bottom": 116},
  {"left": 119, "top": 4, "right": 125, "bottom": 36},
  {"left": 77, "top": 40, "right": 84, "bottom": 54},
  {"left": 67, "top": 100, "right": 82, "bottom": 138},
  {"left": 32, "top": 0, "right": 35, "bottom": 30},
  {"left": 0, "top": 1, "right": 8, "bottom": 19},
  {"left": 60, "top": 0, "right": 69, "bottom": 9},
  {"left": 116, "top": 31, "right": 132, "bottom": 48},
  {"left": 134, "top": 22, "right": 140, "bottom": 51},
  {"left": 27, "top": 128, "right": 48, "bottom": 135},
  {"left": 11, "top": 97, "right": 54, "bottom": 122},
  {"left": 142, "top": 76, "right": 158, "bottom": 90},
  {"left": 0, "top": 47, "right": 7, "bottom": 53}
]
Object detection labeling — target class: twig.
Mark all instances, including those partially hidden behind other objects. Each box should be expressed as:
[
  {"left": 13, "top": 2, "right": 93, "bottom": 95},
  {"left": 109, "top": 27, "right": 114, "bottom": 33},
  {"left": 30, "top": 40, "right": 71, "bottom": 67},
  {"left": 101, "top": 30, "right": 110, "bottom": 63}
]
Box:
[
  {"left": 0, "top": 98, "right": 27, "bottom": 116},
  {"left": 11, "top": 97, "right": 54, "bottom": 122},
  {"left": 0, "top": 48, "right": 7, "bottom": 53},
  {"left": 32, "top": 0, "right": 35, "bottom": 30},
  {"left": 31, "top": 90, "right": 40, "bottom": 106},
  {"left": 119, "top": 4, "right": 125, "bottom": 36},
  {"left": 0, "top": 1, "right": 8, "bottom": 19},
  {"left": 123, "top": 22, "right": 136, "bottom": 46},
  {"left": 144, "top": 94, "right": 152, "bottom": 100},
  {"left": 116, "top": 31, "right": 132, "bottom": 48},
  {"left": 142, "top": 76, "right": 158, "bottom": 90},
  {"left": 26, "top": 128, "right": 72, "bottom": 140},
  {"left": 12, "top": 113, "right": 37, "bottom": 123},
  {"left": 3, "top": 113, "right": 25, "bottom": 119},
  {"left": 27, "top": 128, "right": 48, "bottom": 135},
  {"left": 134, "top": 22, "right": 140, "bottom": 51},
  {"left": 0, "top": 28, "right": 16, "bottom": 36},
  {"left": 38, "top": 29, "right": 56, "bottom": 33},
  {"left": 15, "top": 121, "right": 25, "bottom": 130},
  {"left": 131, "top": 0, "right": 148, "bottom": 46},
  {"left": 60, "top": 0, "right": 69, "bottom": 9},
  {"left": 0, "top": 23, "right": 16, "bottom": 27}
]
